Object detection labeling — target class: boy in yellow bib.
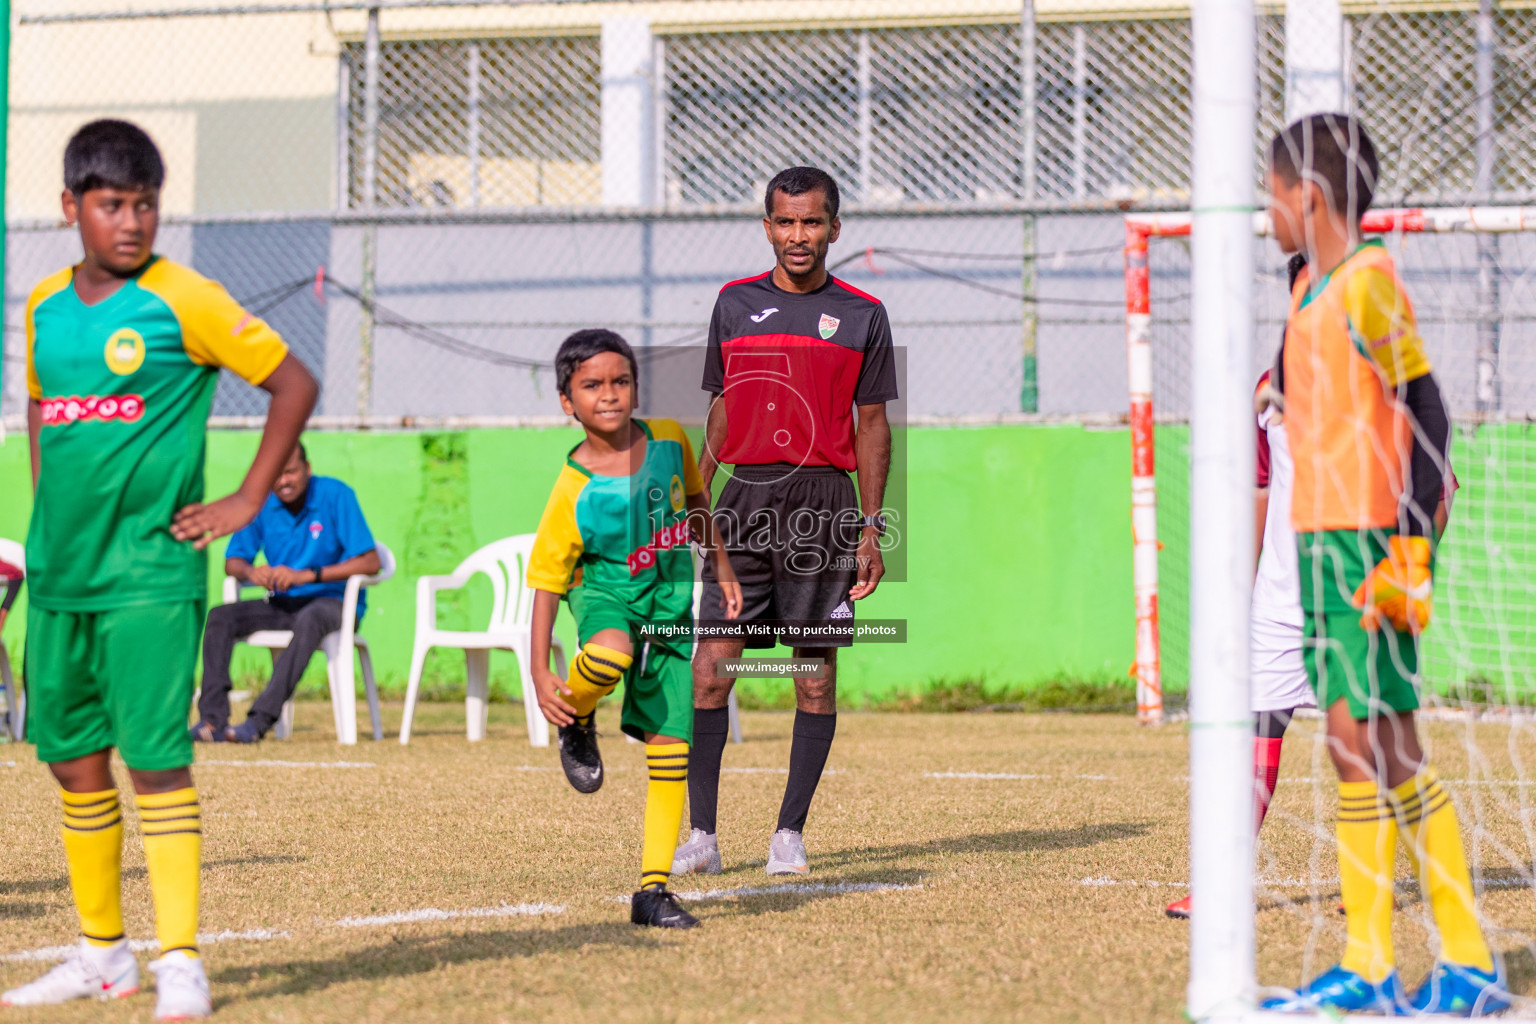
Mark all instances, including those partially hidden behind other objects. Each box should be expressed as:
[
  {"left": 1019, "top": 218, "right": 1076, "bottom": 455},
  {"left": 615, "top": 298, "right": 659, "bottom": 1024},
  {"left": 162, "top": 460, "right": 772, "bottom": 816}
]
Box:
[
  {"left": 527, "top": 329, "right": 740, "bottom": 928},
  {"left": 1260, "top": 114, "right": 1506, "bottom": 1017}
]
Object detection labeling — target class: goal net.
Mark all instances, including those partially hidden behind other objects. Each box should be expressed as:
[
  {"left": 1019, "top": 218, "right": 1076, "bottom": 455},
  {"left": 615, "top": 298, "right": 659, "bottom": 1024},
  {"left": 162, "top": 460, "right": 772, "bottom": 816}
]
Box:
[{"left": 1130, "top": 206, "right": 1536, "bottom": 1012}]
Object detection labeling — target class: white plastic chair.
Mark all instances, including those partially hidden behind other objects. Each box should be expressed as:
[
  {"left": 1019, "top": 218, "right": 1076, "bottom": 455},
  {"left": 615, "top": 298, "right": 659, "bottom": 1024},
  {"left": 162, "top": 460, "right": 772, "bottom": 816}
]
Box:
[
  {"left": 0, "top": 538, "right": 24, "bottom": 742},
  {"left": 221, "top": 542, "right": 394, "bottom": 745},
  {"left": 400, "top": 534, "right": 567, "bottom": 747}
]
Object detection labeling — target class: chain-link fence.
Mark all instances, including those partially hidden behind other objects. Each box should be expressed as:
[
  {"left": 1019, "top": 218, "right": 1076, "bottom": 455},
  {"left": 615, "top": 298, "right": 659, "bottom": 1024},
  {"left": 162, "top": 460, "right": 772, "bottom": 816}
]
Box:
[{"left": 6, "top": 1, "right": 1536, "bottom": 424}]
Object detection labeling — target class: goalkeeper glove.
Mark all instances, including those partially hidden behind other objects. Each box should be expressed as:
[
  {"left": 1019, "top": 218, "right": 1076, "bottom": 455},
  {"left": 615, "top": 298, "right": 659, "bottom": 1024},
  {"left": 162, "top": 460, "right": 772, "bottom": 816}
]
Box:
[{"left": 1352, "top": 535, "right": 1433, "bottom": 634}]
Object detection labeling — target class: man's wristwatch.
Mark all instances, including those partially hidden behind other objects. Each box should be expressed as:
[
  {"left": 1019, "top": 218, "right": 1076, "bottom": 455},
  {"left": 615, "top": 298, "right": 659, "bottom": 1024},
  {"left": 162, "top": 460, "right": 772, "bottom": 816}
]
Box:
[
  {"left": 311, "top": 566, "right": 324, "bottom": 583},
  {"left": 858, "top": 514, "right": 887, "bottom": 536}
]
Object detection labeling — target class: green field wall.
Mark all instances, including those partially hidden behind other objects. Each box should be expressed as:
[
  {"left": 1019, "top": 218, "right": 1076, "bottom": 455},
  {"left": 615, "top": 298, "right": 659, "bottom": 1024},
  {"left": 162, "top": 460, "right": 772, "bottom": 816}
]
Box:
[{"left": 2, "top": 421, "right": 1529, "bottom": 704}]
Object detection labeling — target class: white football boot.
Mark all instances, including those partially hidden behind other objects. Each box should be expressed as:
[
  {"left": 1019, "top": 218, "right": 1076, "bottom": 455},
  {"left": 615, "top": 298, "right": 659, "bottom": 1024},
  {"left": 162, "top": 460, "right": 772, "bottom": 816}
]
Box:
[
  {"left": 1, "top": 938, "right": 139, "bottom": 1006},
  {"left": 149, "top": 950, "right": 211, "bottom": 1020},
  {"left": 671, "top": 829, "right": 722, "bottom": 875},
  {"left": 765, "top": 828, "right": 810, "bottom": 876}
]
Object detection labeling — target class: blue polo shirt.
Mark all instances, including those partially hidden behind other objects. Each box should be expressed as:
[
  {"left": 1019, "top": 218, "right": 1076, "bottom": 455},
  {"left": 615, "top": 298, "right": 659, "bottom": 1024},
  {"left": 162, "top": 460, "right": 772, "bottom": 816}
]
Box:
[{"left": 225, "top": 475, "right": 377, "bottom": 617}]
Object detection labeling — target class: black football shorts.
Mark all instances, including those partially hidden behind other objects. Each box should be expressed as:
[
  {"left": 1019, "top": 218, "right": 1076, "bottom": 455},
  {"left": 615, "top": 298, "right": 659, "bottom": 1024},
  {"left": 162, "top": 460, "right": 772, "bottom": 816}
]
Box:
[{"left": 699, "top": 463, "right": 860, "bottom": 650}]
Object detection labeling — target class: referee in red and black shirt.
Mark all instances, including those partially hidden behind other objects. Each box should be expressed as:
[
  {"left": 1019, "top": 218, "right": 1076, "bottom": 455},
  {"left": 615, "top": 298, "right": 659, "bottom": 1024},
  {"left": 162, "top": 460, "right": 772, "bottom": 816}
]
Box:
[{"left": 677, "top": 167, "right": 898, "bottom": 878}]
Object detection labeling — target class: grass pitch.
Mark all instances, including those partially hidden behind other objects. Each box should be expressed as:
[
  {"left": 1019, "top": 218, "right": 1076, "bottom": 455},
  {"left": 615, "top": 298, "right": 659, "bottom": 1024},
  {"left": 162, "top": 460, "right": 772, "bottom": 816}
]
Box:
[{"left": 4, "top": 704, "right": 1536, "bottom": 1022}]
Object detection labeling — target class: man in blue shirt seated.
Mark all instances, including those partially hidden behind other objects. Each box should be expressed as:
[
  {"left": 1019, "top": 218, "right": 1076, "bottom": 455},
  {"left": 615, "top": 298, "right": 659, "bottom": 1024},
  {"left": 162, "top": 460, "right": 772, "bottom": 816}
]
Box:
[{"left": 192, "top": 441, "right": 380, "bottom": 743}]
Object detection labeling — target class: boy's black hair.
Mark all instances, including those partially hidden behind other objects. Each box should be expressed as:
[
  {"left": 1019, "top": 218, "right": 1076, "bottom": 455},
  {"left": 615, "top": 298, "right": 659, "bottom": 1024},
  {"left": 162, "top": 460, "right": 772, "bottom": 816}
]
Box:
[
  {"left": 765, "top": 166, "right": 841, "bottom": 220},
  {"left": 556, "top": 329, "right": 638, "bottom": 397},
  {"left": 1269, "top": 113, "right": 1378, "bottom": 218},
  {"left": 65, "top": 119, "right": 165, "bottom": 196},
  {"left": 296, "top": 440, "right": 309, "bottom": 464}
]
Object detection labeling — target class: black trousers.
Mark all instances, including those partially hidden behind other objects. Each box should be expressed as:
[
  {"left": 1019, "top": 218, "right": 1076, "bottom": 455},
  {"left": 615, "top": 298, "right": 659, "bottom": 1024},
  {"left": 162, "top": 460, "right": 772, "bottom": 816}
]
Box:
[{"left": 198, "top": 597, "right": 344, "bottom": 730}]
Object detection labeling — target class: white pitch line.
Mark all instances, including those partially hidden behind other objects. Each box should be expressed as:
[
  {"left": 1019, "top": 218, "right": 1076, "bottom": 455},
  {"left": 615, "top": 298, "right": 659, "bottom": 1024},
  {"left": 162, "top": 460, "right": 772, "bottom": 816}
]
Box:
[
  {"left": 926, "top": 771, "right": 1114, "bottom": 781},
  {"left": 333, "top": 903, "right": 564, "bottom": 928},
  {"left": 195, "top": 759, "right": 376, "bottom": 769},
  {"left": 1081, "top": 877, "right": 1536, "bottom": 891},
  {"left": 2, "top": 929, "right": 288, "bottom": 964},
  {"left": 674, "top": 881, "right": 921, "bottom": 901}
]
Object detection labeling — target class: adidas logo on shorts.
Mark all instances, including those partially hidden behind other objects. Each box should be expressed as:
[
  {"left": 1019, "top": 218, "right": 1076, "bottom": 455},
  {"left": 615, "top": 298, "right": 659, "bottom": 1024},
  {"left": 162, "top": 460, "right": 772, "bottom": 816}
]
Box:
[{"left": 830, "top": 602, "right": 853, "bottom": 620}]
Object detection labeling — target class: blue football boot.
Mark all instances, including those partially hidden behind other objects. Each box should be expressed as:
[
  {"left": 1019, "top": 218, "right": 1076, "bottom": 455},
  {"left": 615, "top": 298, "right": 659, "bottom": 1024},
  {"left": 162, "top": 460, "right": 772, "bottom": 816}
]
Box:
[
  {"left": 1260, "top": 964, "right": 1408, "bottom": 1015},
  {"left": 1408, "top": 962, "right": 1511, "bottom": 1017}
]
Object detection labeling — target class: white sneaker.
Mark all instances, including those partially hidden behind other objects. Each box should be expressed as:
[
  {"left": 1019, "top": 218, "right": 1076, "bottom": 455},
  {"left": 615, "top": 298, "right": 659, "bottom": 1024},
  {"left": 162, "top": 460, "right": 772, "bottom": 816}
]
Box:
[
  {"left": 766, "top": 828, "right": 809, "bottom": 876},
  {"left": 1, "top": 938, "right": 139, "bottom": 1006},
  {"left": 149, "top": 950, "right": 211, "bottom": 1020},
  {"left": 671, "top": 829, "right": 722, "bottom": 875}
]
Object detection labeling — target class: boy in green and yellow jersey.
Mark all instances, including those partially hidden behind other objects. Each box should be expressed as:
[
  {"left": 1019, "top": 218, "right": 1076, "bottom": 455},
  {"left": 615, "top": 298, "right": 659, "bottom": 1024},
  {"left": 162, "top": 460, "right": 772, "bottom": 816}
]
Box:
[
  {"left": 527, "top": 329, "right": 741, "bottom": 930},
  {"left": 2, "top": 120, "right": 316, "bottom": 1019},
  {"left": 1259, "top": 114, "right": 1506, "bottom": 1017}
]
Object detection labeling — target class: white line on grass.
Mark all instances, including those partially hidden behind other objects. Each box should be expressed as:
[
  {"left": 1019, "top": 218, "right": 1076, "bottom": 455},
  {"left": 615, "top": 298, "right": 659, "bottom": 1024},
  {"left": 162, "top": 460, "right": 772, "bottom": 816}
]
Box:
[
  {"left": 333, "top": 903, "right": 564, "bottom": 928},
  {"left": 926, "top": 771, "right": 1114, "bottom": 781},
  {"left": 1080, "top": 876, "right": 1536, "bottom": 891},
  {"left": 2, "top": 929, "right": 288, "bottom": 964},
  {"left": 195, "top": 759, "right": 376, "bottom": 769},
  {"left": 674, "top": 881, "right": 921, "bottom": 901}
]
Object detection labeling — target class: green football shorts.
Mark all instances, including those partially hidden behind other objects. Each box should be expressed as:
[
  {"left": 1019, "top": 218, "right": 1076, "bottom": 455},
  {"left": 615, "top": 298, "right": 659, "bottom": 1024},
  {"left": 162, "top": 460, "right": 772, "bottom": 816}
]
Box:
[
  {"left": 25, "top": 600, "right": 204, "bottom": 770},
  {"left": 566, "top": 582, "right": 694, "bottom": 744},
  {"left": 1297, "top": 530, "right": 1420, "bottom": 718}
]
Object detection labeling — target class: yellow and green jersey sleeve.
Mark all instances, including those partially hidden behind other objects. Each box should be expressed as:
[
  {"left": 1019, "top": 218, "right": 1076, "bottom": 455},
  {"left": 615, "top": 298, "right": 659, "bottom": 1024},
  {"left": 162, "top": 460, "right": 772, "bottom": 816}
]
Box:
[
  {"left": 1343, "top": 265, "right": 1432, "bottom": 388},
  {"left": 647, "top": 417, "right": 706, "bottom": 495},
  {"left": 25, "top": 269, "right": 74, "bottom": 400},
  {"left": 527, "top": 465, "right": 590, "bottom": 594},
  {"left": 137, "top": 259, "right": 288, "bottom": 385}
]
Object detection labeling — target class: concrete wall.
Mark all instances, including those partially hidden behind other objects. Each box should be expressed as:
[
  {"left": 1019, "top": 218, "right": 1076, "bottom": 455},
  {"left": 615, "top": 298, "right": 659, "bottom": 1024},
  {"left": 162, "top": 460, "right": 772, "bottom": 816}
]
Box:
[{"left": 0, "top": 423, "right": 1138, "bottom": 704}]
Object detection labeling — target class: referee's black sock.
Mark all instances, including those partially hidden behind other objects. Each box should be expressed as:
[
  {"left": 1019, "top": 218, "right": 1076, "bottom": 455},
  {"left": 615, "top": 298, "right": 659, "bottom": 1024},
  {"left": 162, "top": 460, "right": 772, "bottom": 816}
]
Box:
[
  {"left": 776, "top": 710, "right": 837, "bottom": 834},
  {"left": 688, "top": 706, "right": 731, "bottom": 834}
]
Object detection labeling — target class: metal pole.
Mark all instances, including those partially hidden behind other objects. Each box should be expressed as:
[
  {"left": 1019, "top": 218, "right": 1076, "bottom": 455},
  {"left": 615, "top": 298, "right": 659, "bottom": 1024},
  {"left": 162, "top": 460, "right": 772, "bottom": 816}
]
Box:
[
  {"left": 653, "top": 34, "right": 667, "bottom": 207},
  {"left": 1070, "top": 23, "right": 1087, "bottom": 200},
  {"left": 1125, "top": 223, "right": 1160, "bottom": 723},
  {"left": 1187, "top": 0, "right": 1257, "bottom": 1015},
  {"left": 1020, "top": 0, "right": 1038, "bottom": 412},
  {"left": 467, "top": 41, "right": 481, "bottom": 208},
  {"left": 357, "top": 5, "right": 380, "bottom": 420},
  {"left": 1475, "top": 0, "right": 1501, "bottom": 411},
  {"left": 857, "top": 30, "right": 873, "bottom": 203},
  {"left": 335, "top": 45, "right": 351, "bottom": 211}
]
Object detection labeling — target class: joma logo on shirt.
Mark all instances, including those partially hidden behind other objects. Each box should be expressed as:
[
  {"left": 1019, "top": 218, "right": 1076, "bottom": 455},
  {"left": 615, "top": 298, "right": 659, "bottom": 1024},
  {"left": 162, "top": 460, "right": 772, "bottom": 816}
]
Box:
[
  {"left": 627, "top": 520, "right": 692, "bottom": 575},
  {"left": 41, "top": 394, "right": 145, "bottom": 426}
]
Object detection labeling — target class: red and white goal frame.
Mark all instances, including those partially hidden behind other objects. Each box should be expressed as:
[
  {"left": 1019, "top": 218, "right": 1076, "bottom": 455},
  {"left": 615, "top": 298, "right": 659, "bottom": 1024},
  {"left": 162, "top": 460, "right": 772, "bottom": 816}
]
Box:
[{"left": 1122, "top": 205, "right": 1536, "bottom": 726}]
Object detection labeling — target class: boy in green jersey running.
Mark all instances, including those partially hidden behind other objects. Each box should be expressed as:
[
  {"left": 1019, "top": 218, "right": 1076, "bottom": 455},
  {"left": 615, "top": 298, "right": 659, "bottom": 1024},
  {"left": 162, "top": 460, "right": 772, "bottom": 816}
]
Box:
[
  {"left": 2, "top": 120, "right": 317, "bottom": 1019},
  {"left": 527, "top": 329, "right": 741, "bottom": 930}
]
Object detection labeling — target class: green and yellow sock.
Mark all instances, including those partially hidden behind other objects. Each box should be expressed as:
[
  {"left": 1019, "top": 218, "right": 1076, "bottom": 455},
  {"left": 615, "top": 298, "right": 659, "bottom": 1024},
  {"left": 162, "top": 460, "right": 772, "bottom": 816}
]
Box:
[
  {"left": 136, "top": 788, "right": 201, "bottom": 957},
  {"left": 567, "top": 643, "right": 633, "bottom": 721},
  {"left": 61, "top": 788, "right": 125, "bottom": 946},
  {"left": 1393, "top": 768, "right": 1493, "bottom": 972},
  {"left": 641, "top": 743, "right": 689, "bottom": 891},
  {"left": 1337, "top": 780, "right": 1398, "bottom": 983}
]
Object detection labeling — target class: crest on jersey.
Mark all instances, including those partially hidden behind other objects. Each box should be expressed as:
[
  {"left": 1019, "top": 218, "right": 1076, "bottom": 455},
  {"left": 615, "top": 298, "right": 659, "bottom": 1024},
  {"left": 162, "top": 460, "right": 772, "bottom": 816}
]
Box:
[
  {"left": 669, "top": 474, "right": 685, "bottom": 512},
  {"left": 818, "top": 314, "right": 840, "bottom": 340},
  {"left": 104, "top": 328, "right": 146, "bottom": 375}
]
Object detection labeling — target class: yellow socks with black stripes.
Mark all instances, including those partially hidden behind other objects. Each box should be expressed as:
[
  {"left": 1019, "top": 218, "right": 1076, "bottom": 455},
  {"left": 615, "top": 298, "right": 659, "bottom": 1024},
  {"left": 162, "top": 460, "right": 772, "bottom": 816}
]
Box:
[
  {"left": 1337, "top": 780, "right": 1398, "bottom": 982},
  {"left": 641, "top": 743, "right": 689, "bottom": 891},
  {"left": 136, "top": 789, "right": 202, "bottom": 957},
  {"left": 566, "top": 643, "right": 633, "bottom": 720},
  {"left": 1393, "top": 768, "right": 1494, "bottom": 971},
  {"left": 60, "top": 789, "right": 125, "bottom": 946}
]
